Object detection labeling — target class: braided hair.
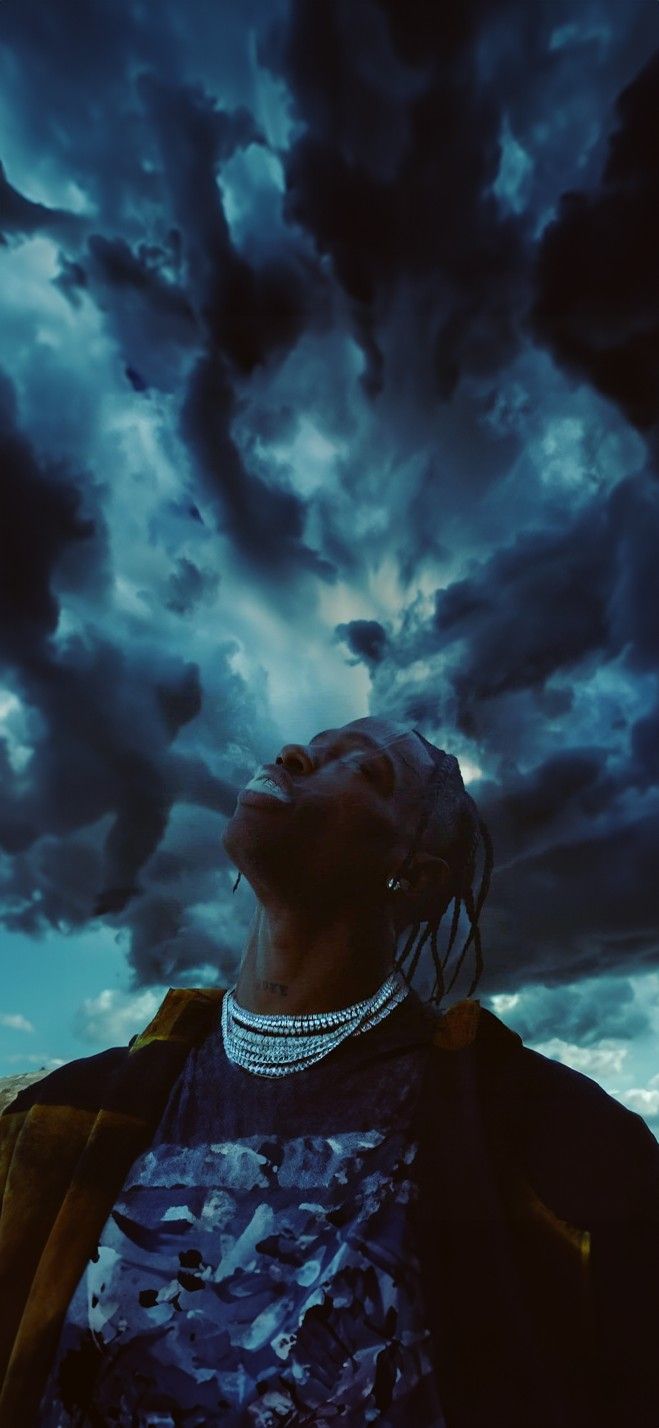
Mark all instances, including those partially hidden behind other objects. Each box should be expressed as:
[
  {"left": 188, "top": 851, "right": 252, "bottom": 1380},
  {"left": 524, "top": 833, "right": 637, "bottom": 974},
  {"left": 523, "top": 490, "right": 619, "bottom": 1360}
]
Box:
[{"left": 393, "top": 730, "right": 493, "bottom": 1008}]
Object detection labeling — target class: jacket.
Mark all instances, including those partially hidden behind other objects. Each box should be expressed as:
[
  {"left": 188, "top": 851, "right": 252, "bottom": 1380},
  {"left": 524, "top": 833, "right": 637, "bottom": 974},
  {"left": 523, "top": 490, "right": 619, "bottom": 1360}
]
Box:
[{"left": 0, "top": 987, "right": 657, "bottom": 1428}]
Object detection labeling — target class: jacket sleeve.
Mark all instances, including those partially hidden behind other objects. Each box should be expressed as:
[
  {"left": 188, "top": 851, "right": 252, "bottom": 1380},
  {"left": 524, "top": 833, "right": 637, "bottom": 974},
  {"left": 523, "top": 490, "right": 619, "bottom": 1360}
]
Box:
[
  {"left": 507, "top": 1045, "right": 659, "bottom": 1427},
  {"left": 0, "top": 1049, "right": 125, "bottom": 1215}
]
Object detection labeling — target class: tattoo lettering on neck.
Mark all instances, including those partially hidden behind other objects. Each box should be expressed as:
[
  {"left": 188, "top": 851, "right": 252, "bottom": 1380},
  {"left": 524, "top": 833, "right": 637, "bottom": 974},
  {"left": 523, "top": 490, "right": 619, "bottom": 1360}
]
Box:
[{"left": 255, "top": 979, "right": 289, "bottom": 996}]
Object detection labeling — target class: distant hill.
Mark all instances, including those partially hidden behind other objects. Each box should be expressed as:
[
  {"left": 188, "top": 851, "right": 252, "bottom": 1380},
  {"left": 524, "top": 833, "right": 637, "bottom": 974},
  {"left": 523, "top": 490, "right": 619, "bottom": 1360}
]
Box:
[{"left": 0, "top": 1070, "right": 50, "bottom": 1114}]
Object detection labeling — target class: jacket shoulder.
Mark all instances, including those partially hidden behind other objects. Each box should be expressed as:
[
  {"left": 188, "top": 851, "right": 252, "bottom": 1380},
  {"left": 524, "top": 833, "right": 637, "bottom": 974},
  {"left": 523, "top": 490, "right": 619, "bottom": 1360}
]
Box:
[
  {"left": 431, "top": 998, "right": 523, "bottom": 1062},
  {"left": 0, "top": 1046, "right": 127, "bottom": 1117},
  {"left": 507, "top": 1042, "right": 659, "bottom": 1216},
  {"left": 0, "top": 985, "right": 226, "bottom": 1121},
  {"left": 432, "top": 1000, "right": 658, "bottom": 1220}
]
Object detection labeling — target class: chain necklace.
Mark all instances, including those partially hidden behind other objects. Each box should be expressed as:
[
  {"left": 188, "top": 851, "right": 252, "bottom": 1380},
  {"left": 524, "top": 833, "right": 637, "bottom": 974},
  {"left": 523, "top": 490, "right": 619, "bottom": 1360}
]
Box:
[{"left": 221, "top": 970, "right": 409, "bottom": 1077}]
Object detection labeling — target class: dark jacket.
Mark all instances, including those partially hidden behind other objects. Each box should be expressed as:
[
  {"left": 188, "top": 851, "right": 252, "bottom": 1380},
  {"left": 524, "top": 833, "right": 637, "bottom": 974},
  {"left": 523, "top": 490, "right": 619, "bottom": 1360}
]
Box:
[{"left": 0, "top": 987, "right": 657, "bottom": 1428}]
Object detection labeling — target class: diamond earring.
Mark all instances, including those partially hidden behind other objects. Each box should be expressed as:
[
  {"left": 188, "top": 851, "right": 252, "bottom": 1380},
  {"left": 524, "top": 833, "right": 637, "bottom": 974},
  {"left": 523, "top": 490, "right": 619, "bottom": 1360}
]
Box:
[{"left": 387, "top": 874, "right": 411, "bottom": 894}]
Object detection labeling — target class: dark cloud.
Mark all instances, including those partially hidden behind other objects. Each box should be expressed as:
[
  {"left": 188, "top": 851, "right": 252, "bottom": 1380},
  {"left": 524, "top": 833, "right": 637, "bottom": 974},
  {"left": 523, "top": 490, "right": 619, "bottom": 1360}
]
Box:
[
  {"left": 434, "top": 516, "right": 611, "bottom": 703},
  {"left": 155, "top": 664, "right": 203, "bottom": 740},
  {"left": 335, "top": 620, "right": 388, "bottom": 665},
  {"left": 532, "top": 51, "right": 659, "bottom": 431},
  {"left": 0, "top": 625, "right": 250, "bottom": 974},
  {"left": 449, "top": 739, "right": 659, "bottom": 987},
  {"left": 0, "top": 371, "right": 101, "bottom": 656},
  {"left": 478, "top": 748, "right": 618, "bottom": 866},
  {"left": 487, "top": 978, "right": 650, "bottom": 1046},
  {"left": 52, "top": 257, "right": 88, "bottom": 306},
  {"left": 631, "top": 700, "right": 659, "bottom": 786},
  {"left": 125, "top": 889, "right": 240, "bottom": 988},
  {"left": 139, "top": 72, "right": 324, "bottom": 376},
  {"left": 483, "top": 808, "right": 659, "bottom": 986},
  {"left": 0, "top": 161, "right": 82, "bottom": 244},
  {"left": 1, "top": 640, "right": 195, "bottom": 905},
  {"left": 363, "top": 462, "right": 659, "bottom": 987},
  {"left": 80, "top": 232, "right": 198, "bottom": 392},
  {"left": 266, "top": 0, "right": 528, "bottom": 398},
  {"left": 420, "top": 471, "right": 659, "bottom": 735},
  {"left": 0, "top": 372, "right": 253, "bottom": 978},
  {"left": 0, "top": 0, "right": 175, "bottom": 222},
  {"left": 181, "top": 352, "right": 334, "bottom": 578},
  {"left": 125, "top": 366, "right": 149, "bottom": 393},
  {"left": 165, "top": 558, "right": 220, "bottom": 616},
  {"left": 132, "top": 72, "right": 336, "bottom": 576}
]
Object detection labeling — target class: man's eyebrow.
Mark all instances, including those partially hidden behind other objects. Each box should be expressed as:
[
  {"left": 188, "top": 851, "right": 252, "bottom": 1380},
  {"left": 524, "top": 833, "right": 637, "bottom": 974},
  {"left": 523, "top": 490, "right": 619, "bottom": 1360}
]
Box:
[
  {"left": 309, "top": 732, "right": 418, "bottom": 786},
  {"left": 349, "top": 732, "right": 422, "bottom": 775},
  {"left": 309, "top": 731, "right": 384, "bottom": 753},
  {"left": 308, "top": 731, "right": 399, "bottom": 776}
]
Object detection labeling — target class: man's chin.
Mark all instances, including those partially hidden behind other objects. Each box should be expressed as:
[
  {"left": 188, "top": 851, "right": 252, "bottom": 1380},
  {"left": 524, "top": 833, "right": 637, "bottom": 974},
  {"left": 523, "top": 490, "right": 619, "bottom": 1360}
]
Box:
[{"left": 222, "top": 811, "right": 290, "bottom": 882}]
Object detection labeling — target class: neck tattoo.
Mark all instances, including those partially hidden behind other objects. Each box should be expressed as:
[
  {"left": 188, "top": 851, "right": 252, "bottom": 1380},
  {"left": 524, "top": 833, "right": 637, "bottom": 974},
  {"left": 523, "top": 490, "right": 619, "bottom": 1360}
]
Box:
[{"left": 254, "top": 979, "right": 289, "bottom": 996}]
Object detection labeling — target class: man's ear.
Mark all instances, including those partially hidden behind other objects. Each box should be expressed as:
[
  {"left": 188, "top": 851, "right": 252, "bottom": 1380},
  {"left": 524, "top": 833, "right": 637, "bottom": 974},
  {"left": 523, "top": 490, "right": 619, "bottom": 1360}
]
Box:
[
  {"left": 407, "top": 851, "right": 451, "bottom": 894},
  {"left": 389, "top": 851, "right": 453, "bottom": 930},
  {"left": 410, "top": 851, "right": 453, "bottom": 918}
]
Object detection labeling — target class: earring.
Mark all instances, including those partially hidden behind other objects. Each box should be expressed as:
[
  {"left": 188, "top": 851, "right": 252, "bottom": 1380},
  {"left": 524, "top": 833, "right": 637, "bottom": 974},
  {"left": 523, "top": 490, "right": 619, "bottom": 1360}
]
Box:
[{"left": 387, "top": 874, "right": 411, "bottom": 895}]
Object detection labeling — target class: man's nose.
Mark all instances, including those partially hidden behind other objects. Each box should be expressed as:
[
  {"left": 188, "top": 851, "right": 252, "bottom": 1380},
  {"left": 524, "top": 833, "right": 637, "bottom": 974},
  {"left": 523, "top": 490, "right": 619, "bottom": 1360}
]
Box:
[{"left": 276, "top": 744, "right": 315, "bottom": 776}]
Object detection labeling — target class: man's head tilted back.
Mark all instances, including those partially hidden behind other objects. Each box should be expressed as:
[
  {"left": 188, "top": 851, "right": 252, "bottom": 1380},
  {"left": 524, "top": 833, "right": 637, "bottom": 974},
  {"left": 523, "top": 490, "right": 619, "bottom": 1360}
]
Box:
[{"left": 223, "top": 716, "right": 492, "bottom": 1006}]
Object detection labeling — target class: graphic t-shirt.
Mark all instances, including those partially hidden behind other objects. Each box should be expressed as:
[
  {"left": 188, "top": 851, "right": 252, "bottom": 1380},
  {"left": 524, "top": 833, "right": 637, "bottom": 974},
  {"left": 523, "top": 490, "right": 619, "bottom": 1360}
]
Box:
[{"left": 38, "top": 991, "right": 446, "bottom": 1427}]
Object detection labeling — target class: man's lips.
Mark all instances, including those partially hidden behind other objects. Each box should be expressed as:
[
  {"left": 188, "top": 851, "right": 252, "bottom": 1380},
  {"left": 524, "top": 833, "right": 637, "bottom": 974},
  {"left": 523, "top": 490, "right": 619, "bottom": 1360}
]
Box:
[{"left": 237, "top": 766, "right": 293, "bottom": 806}]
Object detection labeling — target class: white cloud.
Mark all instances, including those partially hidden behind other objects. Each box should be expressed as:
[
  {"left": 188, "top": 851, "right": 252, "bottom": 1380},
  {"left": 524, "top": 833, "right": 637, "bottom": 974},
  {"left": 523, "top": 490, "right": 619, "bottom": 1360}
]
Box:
[
  {"left": 0, "top": 1012, "right": 35, "bottom": 1033},
  {"left": 489, "top": 992, "right": 520, "bottom": 1016},
  {"left": 616, "top": 1087, "right": 659, "bottom": 1126},
  {"left": 459, "top": 758, "right": 484, "bottom": 784},
  {"left": 530, "top": 1037, "right": 628, "bottom": 1080},
  {"left": 265, "top": 415, "right": 347, "bottom": 499},
  {"left": 5, "top": 1052, "right": 65, "bottom": 1068},
  {"left": 0, "top": 689, "right": 34, "bottom": 773},
  {"left": 73, "top": 987, "right": 164, "bottom": 1046}
]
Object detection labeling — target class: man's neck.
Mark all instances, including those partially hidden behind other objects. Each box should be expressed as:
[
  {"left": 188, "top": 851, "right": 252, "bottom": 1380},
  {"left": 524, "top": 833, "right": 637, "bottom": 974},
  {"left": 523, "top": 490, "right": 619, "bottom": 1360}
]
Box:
[{"left": 234, "top": 899, "right": 396, "bottom": 1015}]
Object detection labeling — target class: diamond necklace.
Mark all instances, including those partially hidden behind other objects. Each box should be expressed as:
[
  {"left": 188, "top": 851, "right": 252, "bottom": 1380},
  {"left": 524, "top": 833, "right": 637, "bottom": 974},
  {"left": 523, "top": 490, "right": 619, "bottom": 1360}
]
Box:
[{"left": 221, "top": 969, "right": 409, "bottom": 1077}]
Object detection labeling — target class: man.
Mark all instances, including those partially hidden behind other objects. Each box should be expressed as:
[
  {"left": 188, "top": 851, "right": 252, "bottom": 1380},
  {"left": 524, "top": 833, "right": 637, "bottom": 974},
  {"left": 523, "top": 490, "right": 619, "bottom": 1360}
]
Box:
[{"left": 1, "top": 717, "right": 657, "bottom": 1426}]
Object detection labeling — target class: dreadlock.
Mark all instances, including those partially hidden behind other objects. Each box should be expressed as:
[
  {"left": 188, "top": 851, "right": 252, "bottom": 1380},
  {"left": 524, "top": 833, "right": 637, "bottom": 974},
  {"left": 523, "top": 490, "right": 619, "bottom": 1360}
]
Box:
[{"left": 393, "top": 730, "right": 494, "bottom": 1008}]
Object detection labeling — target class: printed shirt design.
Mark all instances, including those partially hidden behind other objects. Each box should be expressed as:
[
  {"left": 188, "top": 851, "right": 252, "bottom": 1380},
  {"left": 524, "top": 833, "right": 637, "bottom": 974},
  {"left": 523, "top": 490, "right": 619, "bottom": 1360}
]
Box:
[{"left": 38, "top": 1124, "right": 445, "bottom": 1426}]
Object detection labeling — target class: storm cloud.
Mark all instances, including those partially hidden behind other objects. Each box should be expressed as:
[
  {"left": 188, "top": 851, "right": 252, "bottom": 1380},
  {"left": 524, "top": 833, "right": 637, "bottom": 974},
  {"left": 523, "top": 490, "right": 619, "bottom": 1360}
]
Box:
[{"left": 533, "top": 50, "right": 659, "bottom": 433}]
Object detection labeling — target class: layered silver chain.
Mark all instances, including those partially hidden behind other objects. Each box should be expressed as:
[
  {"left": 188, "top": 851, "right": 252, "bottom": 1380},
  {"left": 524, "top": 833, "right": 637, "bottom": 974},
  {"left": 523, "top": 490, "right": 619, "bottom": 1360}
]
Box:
[{"left": 221, "top": 969, "right": 409, "bottom": 1077}]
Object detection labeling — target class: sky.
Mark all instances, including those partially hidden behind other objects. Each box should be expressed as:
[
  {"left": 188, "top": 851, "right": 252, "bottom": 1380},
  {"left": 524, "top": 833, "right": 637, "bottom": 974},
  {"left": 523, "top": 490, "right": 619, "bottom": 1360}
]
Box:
[{"left": 1, "top": 0, "right": 658, "bottom": 1135}]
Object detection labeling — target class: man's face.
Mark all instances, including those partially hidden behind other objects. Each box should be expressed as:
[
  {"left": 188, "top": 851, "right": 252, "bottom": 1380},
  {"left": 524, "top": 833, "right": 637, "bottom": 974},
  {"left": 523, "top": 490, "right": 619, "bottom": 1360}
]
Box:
[{"left": 222, "top": 716, "right": 435, "bottom": 913}]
